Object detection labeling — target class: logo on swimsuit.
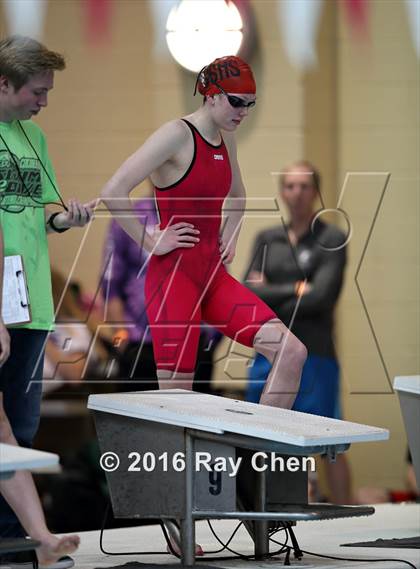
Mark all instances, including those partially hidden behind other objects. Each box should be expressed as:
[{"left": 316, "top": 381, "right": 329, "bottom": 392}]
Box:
[{"left": 214, "top": 154, "right": 224, "bottom": 160}]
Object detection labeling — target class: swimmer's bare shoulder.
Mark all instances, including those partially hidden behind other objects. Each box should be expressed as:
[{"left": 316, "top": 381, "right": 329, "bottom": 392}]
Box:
[
  {"left": 149, "top": 119, "right": 194, "bottom": 186},
  {"left": 105, "top": 120, "right": 192, "bottom": 191},
  {"left": 154, "top": 119, "right": 193, "bottom": 164},
  {"left": 141, "top": 119, "right": 191, "bottom": 168}
]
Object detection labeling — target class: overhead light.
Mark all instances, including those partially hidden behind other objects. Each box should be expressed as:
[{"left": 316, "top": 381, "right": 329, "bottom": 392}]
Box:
[{"left": 166, "top": 0, "right": 244, "bottom": 72}]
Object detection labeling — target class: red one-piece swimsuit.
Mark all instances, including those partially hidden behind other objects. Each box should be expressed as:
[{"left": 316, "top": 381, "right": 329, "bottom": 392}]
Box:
[{"left": 145, "top": 119, "right": 275, "bottom": 373}]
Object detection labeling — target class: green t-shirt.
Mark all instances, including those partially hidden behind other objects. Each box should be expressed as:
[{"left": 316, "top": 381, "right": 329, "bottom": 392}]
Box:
[{"left": 0, "top": 119, "right": 60, "bottom": 330}]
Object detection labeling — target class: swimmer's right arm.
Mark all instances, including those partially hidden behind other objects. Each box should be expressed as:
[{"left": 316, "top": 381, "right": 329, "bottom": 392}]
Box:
[{"left": 100, "top": 121, "right": 199, "bottom": 254}]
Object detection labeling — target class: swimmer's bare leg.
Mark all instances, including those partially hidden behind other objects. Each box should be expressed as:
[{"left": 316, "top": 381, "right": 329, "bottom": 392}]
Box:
[
  {"left": 253, "top": 318, "right": 307, "bottom": 409},
  {"left": 157, "top": 370, "right": 194, "bottom": 391},
  {"left": 0, "top": 395, "right": 80, "bottom": 566}
]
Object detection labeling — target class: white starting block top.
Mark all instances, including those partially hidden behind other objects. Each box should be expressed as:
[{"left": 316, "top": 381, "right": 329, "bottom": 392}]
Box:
[
  {"left": 88, "top": 390, "right": 389, "bottom": 447},
  {"left": 0, "top": 443, "right": 59, "bottom": 474},
  {"left": 393, "top": 375, "right": 420, "bottom": 396}
]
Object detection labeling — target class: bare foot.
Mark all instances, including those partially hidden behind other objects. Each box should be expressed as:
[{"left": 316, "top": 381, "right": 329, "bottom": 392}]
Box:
[
  {"left": 166, "top": 540, "right": 204, "bottom": 557},
  {"left": 163, "top": 520, "right": 203, "bottom": 557},
  {"left": 36, "top": 534, "right": 80, "bottom": 566}
]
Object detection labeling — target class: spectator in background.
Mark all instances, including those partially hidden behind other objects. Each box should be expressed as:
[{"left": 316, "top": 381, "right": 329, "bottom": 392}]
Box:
[
  {"left": 100, "top": 194, "right": 159, "bottom": 392},
  {"left": 356, "top": 450, "right": 419, "bottom": 504},
  {"left": 245, "top": 160, "right": 352, "bottom": 504},
  {"left": 43, "top": 269, "right": 110, "bottom": 394}
]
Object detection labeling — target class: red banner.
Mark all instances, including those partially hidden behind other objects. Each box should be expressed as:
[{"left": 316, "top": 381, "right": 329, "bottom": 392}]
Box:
[
  {"left": 85, "top": 0, "right": 112, "bottom": 45},
  {"left": 342, "top": 0, "right": 369, "bottom": 37}
]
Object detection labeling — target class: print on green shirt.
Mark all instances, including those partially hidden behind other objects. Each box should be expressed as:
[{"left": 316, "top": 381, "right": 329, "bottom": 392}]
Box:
[{"left": 0, "top": 119, "right": 61, "bottom": 330}]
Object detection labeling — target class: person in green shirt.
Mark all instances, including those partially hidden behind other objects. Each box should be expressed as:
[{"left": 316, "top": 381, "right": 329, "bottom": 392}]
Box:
[
  {"left": 0, "top": 227, "right": 11, "bottom": 516},
  {"left": 0, "top": 227, "right": 10, "bottom": 365},
  {"left": 0, "top": 35, "right": 94, "bottom": 566}
]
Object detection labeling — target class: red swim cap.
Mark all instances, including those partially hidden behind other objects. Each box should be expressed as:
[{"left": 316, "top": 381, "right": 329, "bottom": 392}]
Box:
[{"left": 196, "top": 55, "right": 256, "bottom": 97}]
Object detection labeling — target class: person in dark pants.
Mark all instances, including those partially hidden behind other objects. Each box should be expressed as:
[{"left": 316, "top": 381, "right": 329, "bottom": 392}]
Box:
[
  {"left": 0, "top": 35, "right": 94, "bottom": 565},
  {"left": 245, "top": 160, "right": 353, "bottom": 504}
]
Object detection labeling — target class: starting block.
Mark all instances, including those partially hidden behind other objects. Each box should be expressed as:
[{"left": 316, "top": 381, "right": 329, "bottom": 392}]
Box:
[
  {"left": 0, "top": 443, "right": 58, "bottom": 480},
  {"left": 88, "top": 389, "right": 389, "bottom": 566}
]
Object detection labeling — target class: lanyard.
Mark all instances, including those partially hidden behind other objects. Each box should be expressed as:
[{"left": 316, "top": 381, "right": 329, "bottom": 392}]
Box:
[{"left": 0, "top": 121, "right": 68, "bottom": 213}]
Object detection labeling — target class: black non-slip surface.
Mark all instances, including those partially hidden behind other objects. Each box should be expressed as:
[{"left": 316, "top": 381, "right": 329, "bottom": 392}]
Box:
[
  {"left": 0, "top": 537, "right": 40, "bottom": 554},
  {"left": 95, "top": 563, "right": 226, "bottom": 569},
  {"left": 342, "top": 536, "right": 420, "bottom": 549}
]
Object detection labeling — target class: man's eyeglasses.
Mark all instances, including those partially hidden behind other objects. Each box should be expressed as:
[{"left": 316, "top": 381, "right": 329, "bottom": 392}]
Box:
[{"left": 217, "top": 84, "right": 256, "bottom": 109}]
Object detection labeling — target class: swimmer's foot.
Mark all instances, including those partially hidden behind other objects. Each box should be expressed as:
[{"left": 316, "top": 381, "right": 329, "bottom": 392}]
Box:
[
  {"left": 166, "top": 540, "right": 204, "bottom": 557},
  {"left": 163, "top": 520, "right": 203, "bottom": 557},
  {"left": 36, "top": 534, "right": 80, "bottom": 566}
]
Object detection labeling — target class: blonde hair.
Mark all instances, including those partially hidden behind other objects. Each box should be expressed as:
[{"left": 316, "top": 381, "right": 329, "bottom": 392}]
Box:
[
  {"left": 280, "top": 160, "right": 321, "bottom": 193},
  {"left": 0, "top": 35, "right": 65, "bottom": 89}
]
